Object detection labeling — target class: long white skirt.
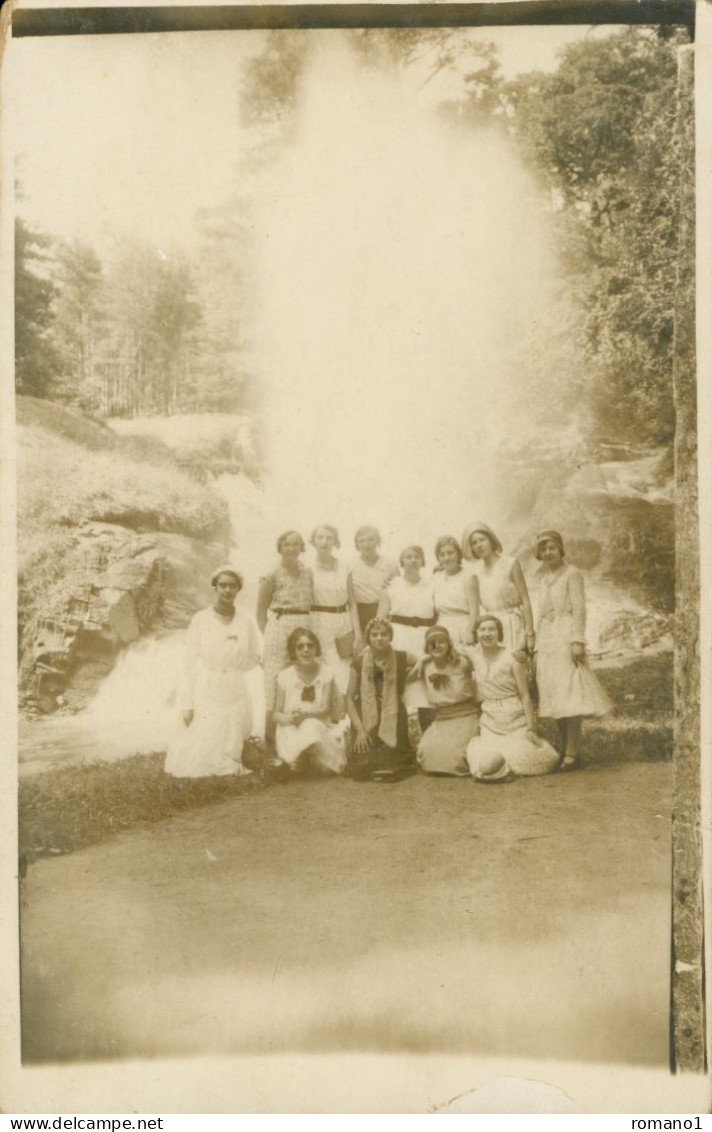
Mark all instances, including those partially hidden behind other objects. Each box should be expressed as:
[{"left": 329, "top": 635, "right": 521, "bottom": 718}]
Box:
[
  {"left": 467, "top": 726, "right": 559, "bottom": 778},
  {"left": 311, "top": 609, "right": 352, "bottom": 694},
  {"left": 165, "top": 667, "right": 252, "bottom": 779},
  {"left": 391, "top": 622, "right": 429, "bottom": 708},
  {"left": 537, "top": 614, "right": 613, "bottom": 719},
  {"left": 276, "top": 717, "right": 347, "bottom": 774},
  {"left": 436, "top": 611, "right": 471, "bottom": 649}
]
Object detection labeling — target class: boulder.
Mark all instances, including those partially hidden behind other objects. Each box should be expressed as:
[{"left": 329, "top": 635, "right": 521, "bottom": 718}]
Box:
[{"left": 26, "top": 522, "right": 226, "bottom": 713}]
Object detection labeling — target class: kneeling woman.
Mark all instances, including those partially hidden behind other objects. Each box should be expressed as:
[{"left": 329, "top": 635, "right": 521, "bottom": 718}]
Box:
[
  {"left": 165, "top": 566, "right": 261, "bottom": 779},
  {"left": 416, "top": 627, "right": 479, "bottom": 776},
  {"left": 346, "top": 618, "right": 416, "bottom": 782},
  {"left": 272, "top": 628, "right": 346, "bottom": 775},
  {"left": 466, "top": 615, "right": 559, "bottom": 781}
]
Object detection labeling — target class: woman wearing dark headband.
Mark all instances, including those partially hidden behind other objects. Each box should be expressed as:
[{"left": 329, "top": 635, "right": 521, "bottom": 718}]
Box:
[
  {"left": 345, "top": 618, "right": 416, "bottom": 783},
  {"left": 415, "top": 626, "right": 479, "bottom": 776},
  {"left": 534, "top": 530, "right": 612, "bottom": 769},
  {"left": 272, "top": 628, "right": 346, "bottom": 775},
  {"left": 165, "top": 566, "right": 261, "bottom": 779}
]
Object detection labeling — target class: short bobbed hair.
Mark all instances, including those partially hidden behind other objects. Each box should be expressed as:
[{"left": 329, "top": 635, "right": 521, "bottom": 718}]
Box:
[
  {"left": 310, "top": 524, "right": 341, "bottom": 549},
  {"left": 434, "top": 536, "right": 463, "bottom": 565},
  {"left": 277, "top": 530, "right": 306, "bottom": 554},
  {"left": 399, "top": 544, "right": 425, "bottom": 568},
  {"left": 354, "top": 525, "right": 381, "bottom": 547},
  {"left": 475, "top": 614, "right": 505, "bottom": 642},
  {"left": 286, "top": 627, "right": 322, "bottom": 662},
  {"left": 364, "top": 618, "right": 394, "bottom": 644}
]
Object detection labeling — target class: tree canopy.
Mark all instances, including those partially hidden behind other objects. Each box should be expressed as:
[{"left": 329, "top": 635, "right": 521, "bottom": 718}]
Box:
[{"left": 15, "top": 25, "right": 691, "bottom": 447}]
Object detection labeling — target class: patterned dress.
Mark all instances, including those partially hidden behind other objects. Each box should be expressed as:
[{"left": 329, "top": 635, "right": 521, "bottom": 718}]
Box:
[
  {"left": 472, "top": 554, "right": 526, "bottom": 652},
  {"left": 261, "top": 563, "right": 314, "bottom": 711},
  {"left": 465, "top": 644, "right": 559, "bottom": 778},
  {"left": 165, "top": 606, "right": 261, "bottom": 778},
  {"left": 274, "top": 663, "right": 346, "bottom": 773},
  {"left": 536, "top": 564, "right": 613, "bottom": 720}
]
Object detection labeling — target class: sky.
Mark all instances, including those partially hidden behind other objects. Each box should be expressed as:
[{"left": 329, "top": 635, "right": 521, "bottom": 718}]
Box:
[{"left": 8, "top": 24, "right": 601, "bottom": 253}]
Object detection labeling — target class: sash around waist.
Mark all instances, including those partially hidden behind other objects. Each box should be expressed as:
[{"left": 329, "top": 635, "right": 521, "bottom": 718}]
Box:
[
  {"left": 390, "top": 613, "right": 437, "bottom": 628},
  {"left": 434, "top": 700, "right": 479, "bottom": 720},
  {"left": 311, "top": 604, "right": 349, "bottom": 614},
  {"left": 270, "top": 607, "right": 311, "bottom": 619}
]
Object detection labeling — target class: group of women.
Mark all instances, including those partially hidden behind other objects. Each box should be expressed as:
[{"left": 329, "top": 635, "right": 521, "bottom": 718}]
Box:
[{"left": 164, "top": 522, "right": 613, "bottom": 784}]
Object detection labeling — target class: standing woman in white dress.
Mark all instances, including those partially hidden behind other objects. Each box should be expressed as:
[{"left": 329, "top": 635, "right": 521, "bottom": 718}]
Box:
[
  {"left": 535, "top": 530, "right": 613, "bottom": 769},
  {"left": 310, "top": 524, "right": 360, "bottom": 694},
  {"left": 432, "top": 535, "right": 480, "bottom": 648},
  {"left": 461, "top": 520, "right": 535, "bottom": 658},
  {"left": 378, "top": 544, "right": 436, "bottom": 730},
  {"left": 165, "top": 566, "right": 261, "bottom": 779},
  {"left": 348, "top": 525, "right": 399, "bottom": 641},
  {"left": 257, "top": 531, "right": 314, "bottom": 742}
]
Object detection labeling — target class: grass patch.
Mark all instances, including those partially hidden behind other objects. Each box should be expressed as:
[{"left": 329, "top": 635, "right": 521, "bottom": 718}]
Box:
[
  {"left": 537, "top": 651, "right": 673, "bottom": 765},
  {"left": 19, "top": 426, "right": 228, "bottom": 542},
  {"left": 19, "top": 753, "right": 270, "bottom": 862},
  {"left": 19, "top": 652, "right": 674, "bottom": 865}
]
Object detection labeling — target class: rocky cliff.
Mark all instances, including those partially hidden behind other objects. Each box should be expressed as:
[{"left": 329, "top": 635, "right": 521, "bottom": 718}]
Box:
[{"left": 17, "top": 398, "right": 232, "bottom": 714}]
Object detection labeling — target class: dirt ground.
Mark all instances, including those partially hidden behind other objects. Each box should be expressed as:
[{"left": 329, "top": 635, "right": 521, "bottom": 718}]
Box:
[{"left": 20, "top": 760, "right": 671, "bottom": 1067}]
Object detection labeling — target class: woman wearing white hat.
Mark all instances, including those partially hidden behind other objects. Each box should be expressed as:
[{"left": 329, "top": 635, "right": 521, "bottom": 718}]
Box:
[
  {"left": 461, "top": 520, "right": 535, "bottom": 658},
  {"left": 165, "top": 566, "right": 261, "bottom": 778}
]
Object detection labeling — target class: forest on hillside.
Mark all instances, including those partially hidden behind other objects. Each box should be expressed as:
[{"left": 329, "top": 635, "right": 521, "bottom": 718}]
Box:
[{"left": 16, "top": 26, "right": 690, "bottom": 449}]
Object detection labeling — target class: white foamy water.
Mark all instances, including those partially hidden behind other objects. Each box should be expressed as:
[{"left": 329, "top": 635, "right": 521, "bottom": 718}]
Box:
[
  {"left": 19, "top": 41, "right": 661, "bottom": 774},
  {"left": 248, "top": 39, "right": 570, "bottom": 557}
]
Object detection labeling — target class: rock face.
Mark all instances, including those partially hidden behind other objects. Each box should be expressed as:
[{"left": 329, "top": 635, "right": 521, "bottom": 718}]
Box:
[
  {"left": 30, "top": 523, "right": 224, "bottom": 714},
  {"left": 504, "top": 445, "right": 674, "bottom": 615}
]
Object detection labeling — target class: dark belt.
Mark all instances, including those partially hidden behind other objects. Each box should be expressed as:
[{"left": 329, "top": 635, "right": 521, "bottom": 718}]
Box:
[
  {"left": 390, "top": 613, "right": 437, "bottom": 628},
  {"left": 311, "top": 604, "right": 349, "bottom": 614},
  {"left": 272, "top": 608, "right": 310, "bottom": 619}
]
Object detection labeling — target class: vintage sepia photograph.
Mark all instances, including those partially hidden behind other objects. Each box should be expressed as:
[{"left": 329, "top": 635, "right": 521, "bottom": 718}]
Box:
[{"left": 3, "top": 0, "right": 708, "bottom": 1114}]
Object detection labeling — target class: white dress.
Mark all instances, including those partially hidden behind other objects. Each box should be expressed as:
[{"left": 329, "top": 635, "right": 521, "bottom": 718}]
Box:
[
  {"left": 472, "top": 554, "right": 526, "bottom": 652},
  {"left": 465, "top": 644, "right": 559, "bottom": 778},
  {"left": 536, "top": 565, "right": 613, "bottom": 719},
  {"left": 385, "top": 575, "right": 435, "bottom": 709},
  {"left": 433, "top": 568, "right": 472, "bottom": 647},
  {"left": 165, "top": 606, "right": 261, "bottom": 778},
  {"left": 311, "top": 559, "right": 353, "bottom": 694},
  {"left": 275, "top": 664, "right": 346, "bottom": 774}
]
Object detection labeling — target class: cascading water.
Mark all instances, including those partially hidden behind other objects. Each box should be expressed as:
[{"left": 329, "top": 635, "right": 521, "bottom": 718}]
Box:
[
  {"left": 19, "top": 33, "right": 669, "bottom": 773},
  {"left": 19, "top": 465, "right": 271, "bottom": 776}
]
